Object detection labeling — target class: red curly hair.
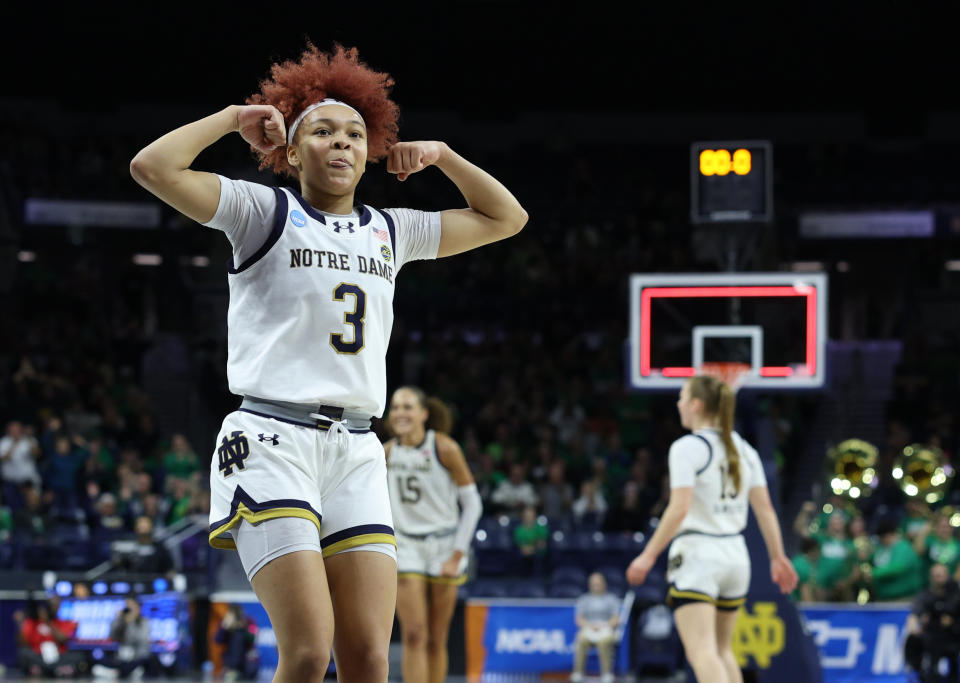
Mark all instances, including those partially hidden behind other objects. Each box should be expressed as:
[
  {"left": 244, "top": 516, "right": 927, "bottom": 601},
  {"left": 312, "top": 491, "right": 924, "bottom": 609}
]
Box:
[{"left": 246, "top": 43, "right": 399, "bottom": 179}]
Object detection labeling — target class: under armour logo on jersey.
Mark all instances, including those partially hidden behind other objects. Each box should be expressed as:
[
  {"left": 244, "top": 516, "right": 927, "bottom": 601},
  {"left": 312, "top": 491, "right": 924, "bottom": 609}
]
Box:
[
  {"left": 217, "top": 431, "right": 250, "bottom": 476},
  {"left": 258, "top": 433, "right": 279, "bottom": 445},
  {"left": 332, "top": 221, "right": 355, "bottom": 233}
]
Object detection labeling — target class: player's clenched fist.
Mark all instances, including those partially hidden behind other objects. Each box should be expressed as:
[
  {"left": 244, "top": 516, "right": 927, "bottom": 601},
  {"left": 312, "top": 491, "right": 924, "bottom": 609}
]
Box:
[
  {"left": 237, "top": 105, "right": 287, "bottom": 154},
  {"left": 387, "top": 141, "right": 447, "bottom": 181}
]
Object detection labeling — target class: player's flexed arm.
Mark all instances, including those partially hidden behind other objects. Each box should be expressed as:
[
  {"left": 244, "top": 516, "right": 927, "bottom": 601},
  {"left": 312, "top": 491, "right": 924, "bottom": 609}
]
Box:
[
  {"left": 130, "top": 105, "right": 285, "bottom": 223},
  {"left": 386, "top": 141, "right": 529, "bottom": 256}
]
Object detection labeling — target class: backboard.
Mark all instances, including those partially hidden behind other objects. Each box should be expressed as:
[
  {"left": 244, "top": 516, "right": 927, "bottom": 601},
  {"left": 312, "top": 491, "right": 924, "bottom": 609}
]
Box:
[{"left": 628, "top": 272, "right": 828, "bottom": 390}]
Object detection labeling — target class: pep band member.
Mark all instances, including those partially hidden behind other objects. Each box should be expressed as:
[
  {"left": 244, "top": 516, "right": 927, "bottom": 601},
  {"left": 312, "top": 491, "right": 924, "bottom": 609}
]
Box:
[
  {"left": 626, "top": 375, "right": 797, "bottom": 683},
  {"left": 130, "top": 44, "right": 527, "bottom": 683},
  {"left": 385, "top": 387, "right": 482, "bottom": 683}
]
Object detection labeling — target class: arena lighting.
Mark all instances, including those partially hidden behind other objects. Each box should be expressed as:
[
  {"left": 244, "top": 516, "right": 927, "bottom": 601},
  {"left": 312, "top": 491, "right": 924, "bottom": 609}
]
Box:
[
  {"left": 640, "top": 285, "right": 818, "bottom": 378},
  {"left": 132, "top": 253, "right": 163, "bottom": 266},
  {"left": 17, "top": 250, "right": 36, "bottom": 262},
  {"left": 190, "top": 255, "right": 210, "bottom": 267},
  {"left": 55, "top": 580, "right": 73, "bottom": 596},
  {"left": 92, "top": 582, "right": 108, "bottom": 595},
  {"left": 153, "top": 578, "right": 169, "bottom": 592},
  {"left": 945, "top": 260, "right": 960, "bottom": 271},
  {"left": 110, "top": 581, "right": 131, "bottom": 594}
]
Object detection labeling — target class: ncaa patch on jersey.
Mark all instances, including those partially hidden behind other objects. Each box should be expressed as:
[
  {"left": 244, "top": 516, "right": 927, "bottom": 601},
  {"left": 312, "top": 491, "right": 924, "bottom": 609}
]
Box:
[
  {"left": 380, "top": 245, "right": 392, "bottom": 262},
  {"left": 290, "top": 210, "right": 307, "bottom": 227}
]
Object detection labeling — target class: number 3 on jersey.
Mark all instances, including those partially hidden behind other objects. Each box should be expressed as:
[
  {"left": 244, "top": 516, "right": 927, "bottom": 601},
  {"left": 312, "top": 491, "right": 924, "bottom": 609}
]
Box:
[{"left": 331, "top": 283, "right": 366, "bottom": 354}]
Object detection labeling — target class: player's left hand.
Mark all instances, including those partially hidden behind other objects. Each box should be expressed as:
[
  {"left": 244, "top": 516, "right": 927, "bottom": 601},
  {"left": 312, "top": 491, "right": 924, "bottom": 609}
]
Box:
[
  {"left": 771, "top": 555, "right": 799, "bottom": 594},
  {"left": 440, "top": 554, "right": 461, "bottom": 578},
  {"left": 387, "top": 141, "right": 447, "bottom": 181},
  {"left": 626, "top": 552, "right": 655, "bottom": 585}
]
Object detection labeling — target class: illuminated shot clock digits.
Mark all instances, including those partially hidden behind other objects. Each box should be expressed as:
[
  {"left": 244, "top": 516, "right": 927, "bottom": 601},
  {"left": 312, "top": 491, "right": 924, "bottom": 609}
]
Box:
[{"left": 691, "top": 140, "right": 773, "bottom": 224}]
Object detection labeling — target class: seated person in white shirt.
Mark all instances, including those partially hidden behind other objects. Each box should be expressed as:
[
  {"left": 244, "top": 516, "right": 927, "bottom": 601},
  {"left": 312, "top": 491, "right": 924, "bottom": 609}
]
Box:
[{"left": 570, "top": 572, "right": 620, "bottom": 683}]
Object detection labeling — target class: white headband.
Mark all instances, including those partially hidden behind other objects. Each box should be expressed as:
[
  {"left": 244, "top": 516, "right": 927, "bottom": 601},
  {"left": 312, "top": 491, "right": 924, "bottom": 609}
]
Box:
[{"left": 287, "top": 99, "right": 365, "bottom": 144}]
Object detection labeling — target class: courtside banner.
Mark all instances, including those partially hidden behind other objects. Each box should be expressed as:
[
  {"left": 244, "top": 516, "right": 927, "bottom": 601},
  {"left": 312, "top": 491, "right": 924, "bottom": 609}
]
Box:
[
  {"left": 801, "top": 604, "right": 910, "bottom": 682},
  {"left": 465, "top": 599, "right": 631, "bottom": 677}
]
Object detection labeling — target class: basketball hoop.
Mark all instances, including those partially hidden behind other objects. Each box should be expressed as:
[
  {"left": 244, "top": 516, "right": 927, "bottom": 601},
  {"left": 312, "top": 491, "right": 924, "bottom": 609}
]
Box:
[{"left": 700, "top": 362, "right": 752, "bottom": 392}]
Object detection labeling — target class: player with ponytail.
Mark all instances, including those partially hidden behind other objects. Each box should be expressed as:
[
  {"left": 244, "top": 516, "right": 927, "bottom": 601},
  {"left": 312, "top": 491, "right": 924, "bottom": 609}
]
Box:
[
  {"left": 385, "top": 386, "right": 482, "bottom": 683},
  {"left": 626, "top": 375, "right": 797, "bottom": 683}
]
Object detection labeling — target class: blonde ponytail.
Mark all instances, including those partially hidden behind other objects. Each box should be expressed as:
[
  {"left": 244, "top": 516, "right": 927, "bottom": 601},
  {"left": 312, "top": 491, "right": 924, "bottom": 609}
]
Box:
[
  {"left": 717, "top": 383, "right": 741, "bottom": 495},
  {"left": 688, "top": 375, "right": 741, "bottom": 494}
]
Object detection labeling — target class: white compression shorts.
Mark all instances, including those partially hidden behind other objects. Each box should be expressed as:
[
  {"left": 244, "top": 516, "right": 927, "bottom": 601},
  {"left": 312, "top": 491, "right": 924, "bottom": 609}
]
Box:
[{"left": 235, "top": 516, "right": 397, "bottom": 582}]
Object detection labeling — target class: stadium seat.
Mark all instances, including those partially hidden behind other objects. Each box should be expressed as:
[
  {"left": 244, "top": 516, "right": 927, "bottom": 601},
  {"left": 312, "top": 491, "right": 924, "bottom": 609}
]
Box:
[
  {"left": 507, "top": 580, "right": 548, "bottom": 598},
  {"left": 596, "top": 564, "right": 625, "bottom": 583},
  {"left": 476, "top": 515, "right": 502, "bottom": 536},
  {"left": 474, "top": 545, "right": 518, "bottom": 577},
  {"left": 574, "top": 511, "right": 604, "bottom": 532},
  {"left": 469, "top": 579, "right": 510, "bottom": 598},
  {"left": 548, "top": 582, "right": 584, "bottom": 598},
  {"left": 549, "top": 513, "right": 575, "bottom": 535},
  {"left": 549, "top": 565, "right": 587, "bottom": 587},
  {"left": 633, "top": 583, "right": 668, "bottom": 608}
]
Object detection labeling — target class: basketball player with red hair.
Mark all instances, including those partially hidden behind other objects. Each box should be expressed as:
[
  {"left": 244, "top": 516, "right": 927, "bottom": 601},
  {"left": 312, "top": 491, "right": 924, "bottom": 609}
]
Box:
[{"left": 130, "top": 44, "right": 527, "bottom": 683}]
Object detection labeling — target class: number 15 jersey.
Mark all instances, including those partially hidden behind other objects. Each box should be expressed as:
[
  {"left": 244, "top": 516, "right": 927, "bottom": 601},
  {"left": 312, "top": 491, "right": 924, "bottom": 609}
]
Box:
[
  {"left": 668, "top": 427, "right": 767, "bottom": 536},
  {"left": 203, "top": 177, "right": 441, "bottom": 418},
  {"left": 387, "top": 430, "right": 459, "bottom": 537}
]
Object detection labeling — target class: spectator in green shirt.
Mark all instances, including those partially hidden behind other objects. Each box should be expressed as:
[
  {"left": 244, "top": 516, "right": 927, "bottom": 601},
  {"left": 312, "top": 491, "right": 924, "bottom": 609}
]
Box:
[
  {"left": 514, "top": 505, "right": 548, "bottom": 575},
  {"left": 793, "top": 497, "right": 852, "bottom": 538},
  {"left": 900, "top": 499, "right": 933, "bottom": 544},
  {"left": 869, "top": 517, "right": 924, "bottom": 601},
  {"left": 0, "top": 490, "right": 12, "bottom": 543},
  {"left": 813, "top": 513, "right": 857, "bottom": 601},
  {"left": 792, "top": 537, "right": 821, "bottom": 602},
  {"left": 160, "top": 434, "right": 200, "bottom": 483},
  {"left": 913, "top": 514, "right": 960, "bottom": 581}
]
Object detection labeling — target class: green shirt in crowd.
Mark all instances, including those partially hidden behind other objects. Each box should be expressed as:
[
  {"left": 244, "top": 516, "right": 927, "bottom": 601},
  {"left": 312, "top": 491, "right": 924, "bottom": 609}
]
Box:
[
  {"left": 513, "top": 522, "right": 549, "bottom": 555},
  {"left": 0, "top": 506, "right": 12, "bottom": 541},
  {"left": 162, "top": 450, "right": 201, "bottom": 481},
  {"left": 814, "top": 533, "right": 855, "bottom": 591},
  {"left": 872, "top": 538, "right": 923, "bottom": 601},
  {"left": 920, "top": 534, "right": 960, "bottom": 577},
  {"left": 900, "top": 514, "right": 929, "bottom": 539},
  {"left": 791, "top": 554, "right": 818, "bottom": 601}
]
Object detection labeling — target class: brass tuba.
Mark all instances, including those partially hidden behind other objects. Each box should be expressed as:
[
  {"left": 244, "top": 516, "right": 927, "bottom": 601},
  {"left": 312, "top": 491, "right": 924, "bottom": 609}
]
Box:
[
  {"left": 891, "top": 443, "right": 954, "bottom": 504},
  {"left": 826, "top": 439, "right": 878, "bottom": 501}
]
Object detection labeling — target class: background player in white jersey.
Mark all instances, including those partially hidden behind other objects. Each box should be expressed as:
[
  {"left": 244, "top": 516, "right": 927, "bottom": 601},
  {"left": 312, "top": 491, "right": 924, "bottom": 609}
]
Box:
[
  {"left": 129, "top": 44, "right": 527, "bottom": 683},
  {"left": 385, "top": 386, "right": 482, "bottom": 683},
  {"left": 625, "top": 375, "right": 798, "bottom": 683}
]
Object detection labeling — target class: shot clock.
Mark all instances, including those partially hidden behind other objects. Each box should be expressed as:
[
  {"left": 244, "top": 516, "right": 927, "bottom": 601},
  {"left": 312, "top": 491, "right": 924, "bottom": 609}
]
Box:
[{"left": 691, "top": 140, "right": 773, "bottom": 224}]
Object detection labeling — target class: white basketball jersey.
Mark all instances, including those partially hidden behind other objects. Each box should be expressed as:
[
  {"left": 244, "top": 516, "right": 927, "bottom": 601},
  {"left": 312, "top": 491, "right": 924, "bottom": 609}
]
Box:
[
  {"left": 668, "top": 428, "right": 767, "bottom": 536},
  {"left": 387, "top": 430, "right": 459, "bottom": 536},
  {"left": 225, "top": 187, "right": 403, "bottom": 417}
]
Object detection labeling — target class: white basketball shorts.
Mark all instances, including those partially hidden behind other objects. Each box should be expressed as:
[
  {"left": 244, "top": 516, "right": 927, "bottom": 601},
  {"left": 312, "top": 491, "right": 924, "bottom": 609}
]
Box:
[
  {"left": 666, "top": 533, "right": 750, "bottom": 611},
  {"left": 208, "top": 410, "right": 395, "bottom": 562},
  {"left": 396, "top": 530, "right": 468, "bottom": 585}
]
